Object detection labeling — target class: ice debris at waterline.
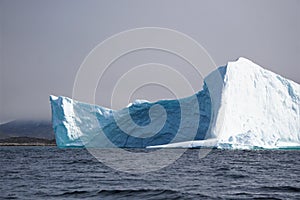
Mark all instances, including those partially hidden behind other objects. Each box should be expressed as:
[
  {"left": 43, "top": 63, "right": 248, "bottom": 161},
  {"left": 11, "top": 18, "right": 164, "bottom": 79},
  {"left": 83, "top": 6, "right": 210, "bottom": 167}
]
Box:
[{"left": 50, "top": 57, "right": 300, "bottom": 149}]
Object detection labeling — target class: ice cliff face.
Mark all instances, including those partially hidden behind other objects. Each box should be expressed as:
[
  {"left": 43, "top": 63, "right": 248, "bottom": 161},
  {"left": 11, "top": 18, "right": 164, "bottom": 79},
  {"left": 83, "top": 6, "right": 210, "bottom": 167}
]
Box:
[
  {"left": 50, "top": 57, "right": 300, "bottom": 149},
  {"left": 50, "top": 89, "right": 211, "bottom": 148},
  {"left": 214, "top": 58, "right": 300, "bottom": 149}
]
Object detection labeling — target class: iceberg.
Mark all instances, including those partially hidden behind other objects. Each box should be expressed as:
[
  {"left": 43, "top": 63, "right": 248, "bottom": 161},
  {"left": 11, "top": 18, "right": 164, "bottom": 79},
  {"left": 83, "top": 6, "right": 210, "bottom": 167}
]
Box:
[
  {"left": 214, "top": 58, "right": 300, "bottom": 149},
  {"left": 50, "top": 57, "right": 300, "bottom": 149},
  {"left": 50, "top": 87, "right": 212, "bottom": 148}
]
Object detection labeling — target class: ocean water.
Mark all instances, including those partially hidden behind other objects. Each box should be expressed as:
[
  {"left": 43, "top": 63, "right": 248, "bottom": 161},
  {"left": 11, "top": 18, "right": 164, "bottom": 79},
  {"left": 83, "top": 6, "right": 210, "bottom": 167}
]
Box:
[{"left": 1, "top": 147, "right": 299, "bottom": 199}]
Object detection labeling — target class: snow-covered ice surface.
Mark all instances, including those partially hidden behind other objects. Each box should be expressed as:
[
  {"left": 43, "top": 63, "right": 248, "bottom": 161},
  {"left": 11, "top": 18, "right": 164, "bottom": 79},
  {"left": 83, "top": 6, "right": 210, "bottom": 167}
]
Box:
[
  {"left": 50, "top": 57, "right": 300, "bottom": 149},
  {"left": 214, "top": 58, "right": 300, "bottom": 149}
]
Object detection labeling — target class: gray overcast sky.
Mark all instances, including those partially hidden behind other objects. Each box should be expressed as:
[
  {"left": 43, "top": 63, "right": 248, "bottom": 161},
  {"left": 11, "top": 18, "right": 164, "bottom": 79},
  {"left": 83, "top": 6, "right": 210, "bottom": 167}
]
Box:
[{"left": 0, "top": 0, "right": 299, "bottom": 122}]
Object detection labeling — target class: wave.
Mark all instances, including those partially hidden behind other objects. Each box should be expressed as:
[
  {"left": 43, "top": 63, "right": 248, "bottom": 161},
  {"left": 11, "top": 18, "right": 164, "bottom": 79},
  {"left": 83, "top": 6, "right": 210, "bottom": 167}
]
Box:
[{"left": 55, "top": 189, "right": 209, "bottom": 199}]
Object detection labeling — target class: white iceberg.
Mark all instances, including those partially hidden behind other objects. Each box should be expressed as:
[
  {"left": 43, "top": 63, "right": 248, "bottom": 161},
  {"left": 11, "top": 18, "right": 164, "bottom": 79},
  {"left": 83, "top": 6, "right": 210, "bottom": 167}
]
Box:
[{"left": 50, "top": 57, "right": 300, "bottom": 149}]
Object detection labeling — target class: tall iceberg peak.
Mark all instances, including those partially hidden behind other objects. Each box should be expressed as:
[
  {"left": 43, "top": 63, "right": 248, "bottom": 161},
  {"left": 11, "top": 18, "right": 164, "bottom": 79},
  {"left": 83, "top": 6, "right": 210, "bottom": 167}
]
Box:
[
  {"left": 50, "top": 57, "right": 300, "bottom": 149},
  {"left": 213, "top": 57, "right": 300, "bottom": 149}
]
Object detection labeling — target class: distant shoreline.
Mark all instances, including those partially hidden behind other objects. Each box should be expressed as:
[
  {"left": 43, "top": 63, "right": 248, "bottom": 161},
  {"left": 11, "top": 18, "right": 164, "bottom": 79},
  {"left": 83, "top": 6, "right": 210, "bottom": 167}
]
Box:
[
  {"left": 0, "top": 137, "right": 56, "bottom": 146},
  {"left": 0, "top": 143, "right": 56, "bottom": 146}
]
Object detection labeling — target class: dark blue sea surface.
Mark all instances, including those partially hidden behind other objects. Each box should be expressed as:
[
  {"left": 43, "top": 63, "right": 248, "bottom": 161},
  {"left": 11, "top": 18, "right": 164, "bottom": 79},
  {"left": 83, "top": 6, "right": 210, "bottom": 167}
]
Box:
[{"left": 1, "top": 147, "right": 299, "bottom": 199}]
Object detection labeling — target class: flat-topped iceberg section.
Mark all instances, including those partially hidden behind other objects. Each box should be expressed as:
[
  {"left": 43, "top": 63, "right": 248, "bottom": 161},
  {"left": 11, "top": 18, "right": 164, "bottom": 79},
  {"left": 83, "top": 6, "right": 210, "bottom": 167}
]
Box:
[
  {"left": 50, "top": 57, "right": 300, "bottom": 149},
  {"left": 50, "top": 88, "right": 212, "bottom": 148}
]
